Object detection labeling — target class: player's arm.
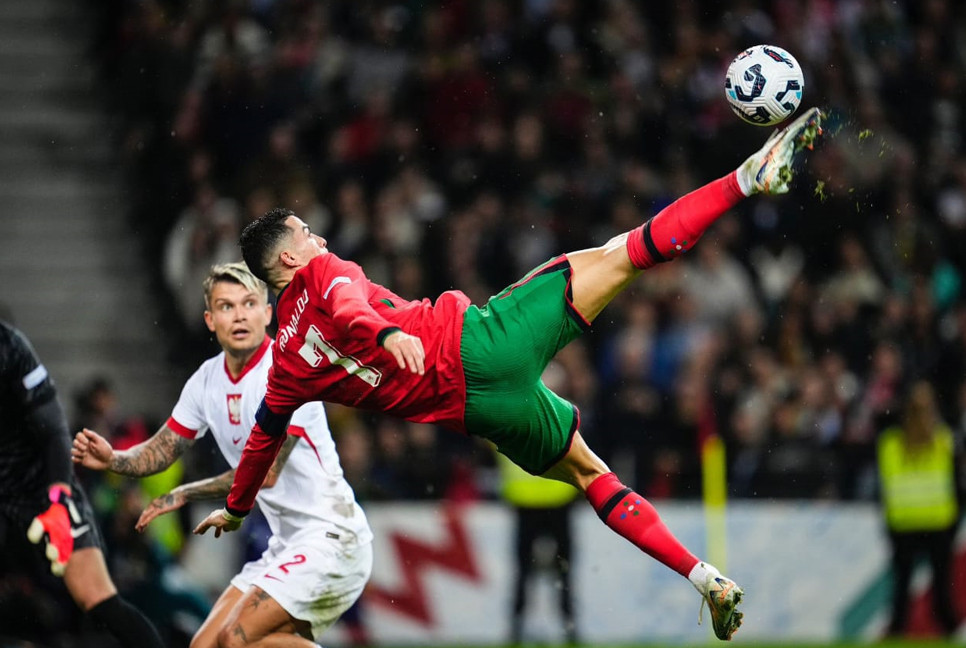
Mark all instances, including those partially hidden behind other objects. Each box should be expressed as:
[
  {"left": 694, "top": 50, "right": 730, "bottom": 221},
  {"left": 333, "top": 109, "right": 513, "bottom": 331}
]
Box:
[
  {"left": 323, "top": 260, "right": 425, "bottom": 374},
  {"left": 21, "top": 383, "right": 83, "bottom": 576},
  {"left": 2, "top": 326, "right": 82, "bottom": 575},
  {"left": 380, "top": 329, "right": 425, "bottom": 375},
  {"left": 194, "top": 400, "right": 291, "bottom": 538},
  {"left": 2, "top": 329, "right": 74, "bottom": 491},
  {"left": 3, "top": 330, "right": 72, "bottom": 493},
  {"left": 136, "top": 435, "right": 298, "bottom": 531},
  {"left": 28, "top": 399, "right": 74, "bottom": 493},
  {"left": 262, "top": 433, "right": 299, "bottom": 488},
  {"left": 136, "top": 469, "right": 234, "bottom": 532},
  {"left": 72, "top": 424, "right": 193, "bottom": 477}
]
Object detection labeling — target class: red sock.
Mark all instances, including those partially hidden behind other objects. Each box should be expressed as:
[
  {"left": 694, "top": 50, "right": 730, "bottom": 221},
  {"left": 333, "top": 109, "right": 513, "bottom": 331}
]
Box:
[
  {"left": 585, "top": 472, "right": 699, "bottom": 576},
  {"left": 626, "top": 171, "right": 745, "bottom": 269}
]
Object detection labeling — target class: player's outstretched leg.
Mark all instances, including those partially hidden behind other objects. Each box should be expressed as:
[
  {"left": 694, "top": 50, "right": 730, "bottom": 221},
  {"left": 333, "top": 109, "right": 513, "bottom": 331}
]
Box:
[
  {"left": 568, "top": 107, "right": 823, "bottom": 321},
  {"left": 736, "top": 106, "right": 823, "bottom": 196},
  {"left": 695, "top": 561, "right": 744, "bottom": 641},
  {"left": 544, "top": 436, "right": 744, "bottom": 640},
  {"left": 585, "top": 472, "right": 744, "bottom": 640},
  {"left": 625, "top": 106, "right": 824, "bottom": 271}
]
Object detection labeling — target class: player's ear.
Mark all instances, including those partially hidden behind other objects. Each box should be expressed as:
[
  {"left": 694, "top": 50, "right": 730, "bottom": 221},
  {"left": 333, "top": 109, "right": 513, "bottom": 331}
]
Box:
[
  {"left": 203, "top": 309, "right": 216, "bottom": 333},
  {"left": 279, "top": 249, "right": 298, "bottom": 268}
]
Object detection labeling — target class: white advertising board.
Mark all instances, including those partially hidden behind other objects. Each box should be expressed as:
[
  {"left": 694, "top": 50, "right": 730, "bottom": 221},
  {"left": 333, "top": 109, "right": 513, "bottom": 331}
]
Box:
[{"left": 329, "top": 501, "right": 910, "bottom": 644}]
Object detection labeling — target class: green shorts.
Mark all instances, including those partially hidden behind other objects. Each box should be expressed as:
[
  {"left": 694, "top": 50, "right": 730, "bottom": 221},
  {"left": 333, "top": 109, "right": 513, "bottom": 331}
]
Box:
[{"left": 460, "top": 256, "right": 589, "bottom": 474}]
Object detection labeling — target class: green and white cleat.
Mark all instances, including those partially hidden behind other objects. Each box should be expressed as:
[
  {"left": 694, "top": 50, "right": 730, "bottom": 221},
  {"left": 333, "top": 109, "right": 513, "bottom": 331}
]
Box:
[
  {"left": 700, "top": 575, "right": 744, "bottom": 641},
  {"left": 738, "top": 106, "right": 824, "bottom": 195}
]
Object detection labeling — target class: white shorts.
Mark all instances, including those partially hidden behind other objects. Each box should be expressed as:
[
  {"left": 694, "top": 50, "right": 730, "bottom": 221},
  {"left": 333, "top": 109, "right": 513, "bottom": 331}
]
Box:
[{"left": 230, "top": 528, "right": 373, "bottom": 640}]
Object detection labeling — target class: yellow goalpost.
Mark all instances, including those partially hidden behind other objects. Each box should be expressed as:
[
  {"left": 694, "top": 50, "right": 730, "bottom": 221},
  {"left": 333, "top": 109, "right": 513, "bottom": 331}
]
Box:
[{"left": 701, "top": 434, "right": 728, "bottom": 574}]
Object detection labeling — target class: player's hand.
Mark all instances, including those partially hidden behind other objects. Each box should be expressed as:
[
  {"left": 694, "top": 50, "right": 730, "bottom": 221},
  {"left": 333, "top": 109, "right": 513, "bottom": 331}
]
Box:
[
  {"left": 136, "top": 490, "right": 187, "bottom": 533},
  {"left": 382, "top": 331, "right": 425, "bottom": 375},
  {"left": 193, "top": 508, "right": 244, "bottom": 539},
  {"left": 27, "top": 484, "right": 83, "bottom": 577},
  {"left": 71, "top": 428, "right": 114, "bottom": 471}
]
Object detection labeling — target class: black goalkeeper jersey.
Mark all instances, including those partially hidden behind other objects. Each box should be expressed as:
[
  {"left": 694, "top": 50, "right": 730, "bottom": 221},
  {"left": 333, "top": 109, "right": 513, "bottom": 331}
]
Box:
[{"left": 0, "top": 321, "right": 73, "bottom": 509}]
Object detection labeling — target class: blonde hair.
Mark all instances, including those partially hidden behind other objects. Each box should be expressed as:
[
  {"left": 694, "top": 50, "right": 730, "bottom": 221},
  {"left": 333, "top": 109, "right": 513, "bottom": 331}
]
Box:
[{"left": 203, "top": 262, "right": 269, "bottom": 309}]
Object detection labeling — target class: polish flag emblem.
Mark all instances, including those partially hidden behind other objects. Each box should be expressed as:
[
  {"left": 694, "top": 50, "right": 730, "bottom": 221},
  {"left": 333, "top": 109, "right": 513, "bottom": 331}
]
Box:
[{"left": 227, "top": 394, "right": 242, "bottom": 425}]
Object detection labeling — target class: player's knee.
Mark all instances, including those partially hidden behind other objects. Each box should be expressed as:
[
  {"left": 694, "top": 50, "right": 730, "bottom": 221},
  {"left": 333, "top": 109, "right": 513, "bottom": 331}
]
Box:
[{"left": 559, "top": 435, "right": 609, "bottom": 489}]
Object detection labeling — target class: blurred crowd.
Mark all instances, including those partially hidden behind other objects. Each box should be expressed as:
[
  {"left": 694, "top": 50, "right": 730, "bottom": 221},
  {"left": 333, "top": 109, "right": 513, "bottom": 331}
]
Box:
[{"left": 78, "top": 0, "right": 966, "bottom": 506}]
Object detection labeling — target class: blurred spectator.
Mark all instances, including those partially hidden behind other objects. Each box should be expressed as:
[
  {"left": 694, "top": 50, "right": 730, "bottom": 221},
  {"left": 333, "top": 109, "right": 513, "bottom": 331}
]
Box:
[
  {"left": 344, "top": 7, "right": 412, "bottom": 106},
  {"left": 876, "top": 381, "right": 963, "bottom": 638},
  {"left": 500, "top": 360, "right": 580, "bottom": 645},
  {"left": 679, "top": 233, "right": 757, "bottom": 328},
  {"left": 162, "top": 183, "right": 240, "bottom": 348},
  {"left": 821, "top": 234, "right": 886, "bottom": 309},
  {"left": 72, "top": 376, "right": 151, "bottom": 452},
  {"left": 282, "top": 179, "right": 332, "bottom": 238},
  {"left": 240, "top": 121, "right": 313, "bottom": 201},
  {"left": 842, "top": 340, "right": 906, "bottom": 499},
  {"left": 194, "top": 0, "right": 271, "bottom": 90},
  {"left": 103, "top": 482, "right": 210, "bottom": 646},
  {"left": 499, "top": 452, "right": 578, "bottom": 645}
]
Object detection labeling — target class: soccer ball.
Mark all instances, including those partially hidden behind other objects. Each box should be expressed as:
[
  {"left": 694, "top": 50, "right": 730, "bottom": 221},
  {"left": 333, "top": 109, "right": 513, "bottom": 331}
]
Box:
[{"left": 724, "top": 45, "right": 804, "bottom": 126}]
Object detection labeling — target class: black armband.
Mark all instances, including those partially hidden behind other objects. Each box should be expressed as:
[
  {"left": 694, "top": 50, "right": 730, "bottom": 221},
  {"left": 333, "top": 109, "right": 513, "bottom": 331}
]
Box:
[
  {"left": 377, "top": 327, "right": 402, "bottom": 347},
  {"left": 642, "top": 218, "right": 669, "bottom": 264},
  {"left": 254, "top": 400, "right": 292, "bottom": 438}
]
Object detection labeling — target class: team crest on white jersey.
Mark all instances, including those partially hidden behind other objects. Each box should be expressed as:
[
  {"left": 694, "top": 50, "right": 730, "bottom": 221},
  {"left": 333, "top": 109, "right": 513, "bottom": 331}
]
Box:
[{"left": 226, "top": 394, "right": 243, "bottom": 424}]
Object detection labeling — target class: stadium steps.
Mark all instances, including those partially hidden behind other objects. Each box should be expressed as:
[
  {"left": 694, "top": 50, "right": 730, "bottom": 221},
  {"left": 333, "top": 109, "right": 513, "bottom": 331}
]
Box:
[{"left": 0, "top": 0, "right": 184, "bottom": 422}]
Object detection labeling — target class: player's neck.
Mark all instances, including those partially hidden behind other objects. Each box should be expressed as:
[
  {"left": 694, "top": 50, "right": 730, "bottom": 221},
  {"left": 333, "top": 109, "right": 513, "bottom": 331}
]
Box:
[
  {"left": 274, "top": 279, "right": 294, "bottom": 300},
  {"left": 224, "top": 345, "right": 261, "bottom": 379}
]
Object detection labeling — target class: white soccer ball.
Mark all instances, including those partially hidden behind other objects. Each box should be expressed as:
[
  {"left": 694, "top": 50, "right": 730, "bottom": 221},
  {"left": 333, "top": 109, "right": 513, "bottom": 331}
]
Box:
[{"left": 724, "top": 44, "right": 804, "bottom": 126}]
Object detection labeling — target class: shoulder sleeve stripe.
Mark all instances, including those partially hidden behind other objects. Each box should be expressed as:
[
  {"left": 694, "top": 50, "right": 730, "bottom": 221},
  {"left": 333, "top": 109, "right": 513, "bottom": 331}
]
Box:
[
  {"left": 323, "top": 275, "right": 351, "bottom": 299},
  {"left": 166, "top": 416, "right": 198, "bottom": 439},
  {"left": 287, "top": 425, "right": 323, "bottom": 467},
  {"left": 22, "top": 364, "right": 48, "bottom": 390}
]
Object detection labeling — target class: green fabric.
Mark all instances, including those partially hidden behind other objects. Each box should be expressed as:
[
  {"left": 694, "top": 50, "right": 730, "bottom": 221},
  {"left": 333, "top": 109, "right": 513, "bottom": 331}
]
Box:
[{"left": 460, "top": 258, "right": 585, "bottom": 474}]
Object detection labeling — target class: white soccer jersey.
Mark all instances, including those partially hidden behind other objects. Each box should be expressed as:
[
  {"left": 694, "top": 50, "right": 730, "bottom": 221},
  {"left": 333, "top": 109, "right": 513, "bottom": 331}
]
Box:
[{"left": 167, "top": 337, "right": 372, "bottom": 545}]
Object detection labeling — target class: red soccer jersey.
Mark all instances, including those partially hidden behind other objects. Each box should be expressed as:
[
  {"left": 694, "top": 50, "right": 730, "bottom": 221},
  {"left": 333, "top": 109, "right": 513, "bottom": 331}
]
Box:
[{"left": 267, "top": 253, "right": 471, "bottom": 430}]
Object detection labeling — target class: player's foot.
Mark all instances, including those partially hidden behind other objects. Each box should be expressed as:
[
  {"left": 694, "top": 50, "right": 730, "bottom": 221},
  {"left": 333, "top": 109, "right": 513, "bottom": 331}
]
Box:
[
  {"left": 699, "top": 574, "right": 744, "bottom": 641},
  {"left": 738, "top": 106, "right": 823, "bottom": 195}
]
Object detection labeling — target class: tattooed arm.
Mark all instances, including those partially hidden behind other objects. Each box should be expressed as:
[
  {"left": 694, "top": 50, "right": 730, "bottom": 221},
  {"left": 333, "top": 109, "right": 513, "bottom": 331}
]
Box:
[
  {"left": 135, "top": 435, "right": 299, "bottom": 532},
  {"left": 72, "top": 425, "right": 193, "bottom": 477},
  {"left": 261, "top": 434, "right": 298, "bottom": 488},
  {"left": 136, "top": 468, "right": 234, "bottom": 532}
]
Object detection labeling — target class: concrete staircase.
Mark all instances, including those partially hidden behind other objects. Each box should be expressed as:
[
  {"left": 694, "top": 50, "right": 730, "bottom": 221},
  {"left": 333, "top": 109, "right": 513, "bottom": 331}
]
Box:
[{"left": 0, "top": 0, "right": 182, "bottom": 423}]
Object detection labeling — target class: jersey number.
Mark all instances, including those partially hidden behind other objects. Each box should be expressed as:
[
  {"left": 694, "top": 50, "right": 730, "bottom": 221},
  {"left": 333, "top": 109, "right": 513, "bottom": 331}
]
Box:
[
  {"left": 264, "top": 554, "right": 307, "bottom": 583},
  {"left": 279, "top": 554, "right": 307, "bottom": 574},
  {"left": 299, "top": 325, "right": 382, "bottom": 387}
]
